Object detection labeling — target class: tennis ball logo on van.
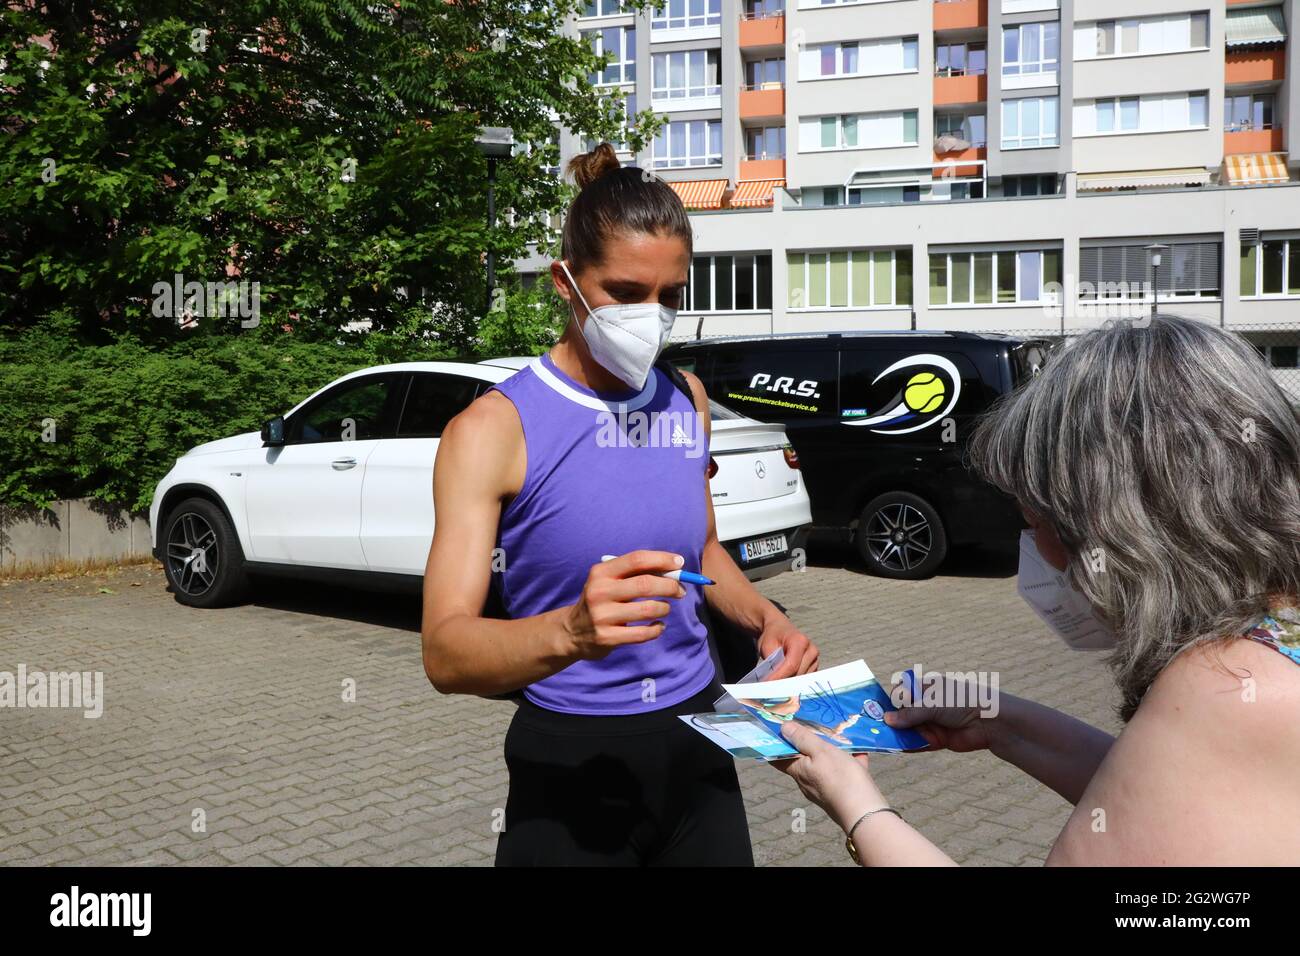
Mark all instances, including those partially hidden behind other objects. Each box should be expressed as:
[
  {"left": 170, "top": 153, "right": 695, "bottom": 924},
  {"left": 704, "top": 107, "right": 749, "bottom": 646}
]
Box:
[
  {"left": 904, "top": 372, "right": 945, "bottom": 414},
  {"left": 842, "top": 354, "right": 962, "bottom": 435}
]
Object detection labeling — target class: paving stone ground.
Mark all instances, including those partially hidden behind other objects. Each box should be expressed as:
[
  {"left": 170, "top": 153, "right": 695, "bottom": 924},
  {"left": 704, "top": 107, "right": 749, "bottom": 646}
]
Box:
[{"left": 0, "top": 541, "right": 1120, "bottom": 866}]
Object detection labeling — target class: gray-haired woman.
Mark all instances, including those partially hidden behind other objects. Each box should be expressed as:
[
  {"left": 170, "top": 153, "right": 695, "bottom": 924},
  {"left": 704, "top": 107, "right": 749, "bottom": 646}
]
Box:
[{"left": 775, "top": 315, "right": 1300, "bottom": 865}]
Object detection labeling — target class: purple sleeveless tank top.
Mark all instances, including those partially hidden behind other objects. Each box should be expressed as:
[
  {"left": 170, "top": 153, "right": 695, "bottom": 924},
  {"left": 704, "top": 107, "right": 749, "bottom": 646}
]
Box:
[{"left": 486, "top": 352, "right": 716, "bottom": 716}]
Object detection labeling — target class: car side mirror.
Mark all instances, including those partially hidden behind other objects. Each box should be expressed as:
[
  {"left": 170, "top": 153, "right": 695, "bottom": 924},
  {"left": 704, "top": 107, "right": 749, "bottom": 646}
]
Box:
[{"left": 261, "top": 415, "right": 286, "bottom": 446}]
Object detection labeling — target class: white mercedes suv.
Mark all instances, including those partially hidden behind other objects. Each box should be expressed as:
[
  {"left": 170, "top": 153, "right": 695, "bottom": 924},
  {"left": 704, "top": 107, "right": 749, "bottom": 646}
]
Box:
[{"left": 150, "top": 358, "right": 813, "bottom": 607}]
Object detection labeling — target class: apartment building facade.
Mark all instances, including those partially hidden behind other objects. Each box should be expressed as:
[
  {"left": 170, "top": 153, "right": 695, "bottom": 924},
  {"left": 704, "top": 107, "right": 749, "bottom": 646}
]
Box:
[{"left": 527, "top": 0, "right": 1300, "bottom": 357}]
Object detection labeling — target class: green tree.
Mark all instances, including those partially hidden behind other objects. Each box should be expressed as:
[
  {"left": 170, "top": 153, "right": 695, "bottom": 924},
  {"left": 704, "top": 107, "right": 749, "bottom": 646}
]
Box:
[{"left": 0, "top": 0, "right": 654, "bottom": 349}]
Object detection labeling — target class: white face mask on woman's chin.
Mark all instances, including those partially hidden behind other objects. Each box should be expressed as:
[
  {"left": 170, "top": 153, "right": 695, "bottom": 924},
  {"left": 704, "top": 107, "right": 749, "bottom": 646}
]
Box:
[
  {"left": 1016, "top": 530, "right": 1118, "bottom": 651},
  {"left": 559, "top": 260, "right": 677, "bottom": 390}
]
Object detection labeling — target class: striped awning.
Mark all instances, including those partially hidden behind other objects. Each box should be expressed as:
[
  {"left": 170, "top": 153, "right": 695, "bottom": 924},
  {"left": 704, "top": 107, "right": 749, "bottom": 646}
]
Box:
[
  {"left": 1226, "top": 7, "right": 1286, "bottom": 47},
  {"left": 1222, "top": 152, "right": 1291, "bottom": 185},
  {"left": 666, "top": 178, "right": 728, "bottom": 210},
  {"left": 1077, "top": 168, "right": 1210, "bottom": 191},
  {"left": 729, "top": 178, "right": 784, "bottom": 208}
]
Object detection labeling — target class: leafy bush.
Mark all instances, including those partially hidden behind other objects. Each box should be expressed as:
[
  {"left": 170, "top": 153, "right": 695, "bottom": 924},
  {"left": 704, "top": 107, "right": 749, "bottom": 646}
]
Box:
[{"left": 1, "top": 315, "right": 474, "bottom": 513}]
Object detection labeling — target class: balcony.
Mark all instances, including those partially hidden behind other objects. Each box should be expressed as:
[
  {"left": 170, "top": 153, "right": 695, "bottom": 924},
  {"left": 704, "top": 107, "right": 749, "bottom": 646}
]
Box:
[
  {"left": 739, "top": 12, "right": 784, "bottom": 49},
  {"left": 740, "top": 157, "right": 786, "bottom": 180},
  {"left": 934, "top": 139, "right": 987, "bottom": 179},
  {"left": 934, "top": 73, "right": 986, "bottom": 107},
  {"left": 1226, "top": 49, "right": 1286, "bottom": 85},
  {"left": 739, "top": 84, "right": 784, "bottom": 121},
  {"left": 934, "top": 0, "right": 987, "bottom": 32},
  {"left": 1225, "top": 128, "right": 1285, "bottom": 154}
]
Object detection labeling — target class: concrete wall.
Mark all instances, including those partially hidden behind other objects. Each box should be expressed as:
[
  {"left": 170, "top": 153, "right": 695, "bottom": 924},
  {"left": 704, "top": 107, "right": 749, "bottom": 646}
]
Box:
[{"left": 1, "top": 500, "right": 152, "bottom": 570}]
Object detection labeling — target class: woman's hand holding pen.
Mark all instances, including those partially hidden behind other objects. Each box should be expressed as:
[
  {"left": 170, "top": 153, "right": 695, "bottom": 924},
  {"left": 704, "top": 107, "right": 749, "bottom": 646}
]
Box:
[
  {"left": 562, "top": 550, "right": 687, "bottom": 660},
  {"left": 884, "top": 670, "right": 993, "bottom": 754}
]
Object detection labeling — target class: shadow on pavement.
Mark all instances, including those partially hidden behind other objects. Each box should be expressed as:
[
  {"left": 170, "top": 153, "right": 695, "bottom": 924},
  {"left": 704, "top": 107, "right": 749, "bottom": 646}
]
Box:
[
  {"left": 234, "top": 534, "right": 1018, "bottom": 632},
  {"left": 801, "top": 532, "right": 1018, "bottom": 580},
  {"left": 247, "top": 574, "right": 423, "bottom": 631}
]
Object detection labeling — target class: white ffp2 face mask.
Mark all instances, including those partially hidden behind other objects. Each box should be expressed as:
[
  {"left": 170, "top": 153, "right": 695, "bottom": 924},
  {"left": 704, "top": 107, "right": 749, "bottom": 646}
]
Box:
[
  {"left": 559, "top": 261, "right": 677, "bottom": 390},
  {"left": 1016, "top": 530, "right": 1117, "bottom": 651}
]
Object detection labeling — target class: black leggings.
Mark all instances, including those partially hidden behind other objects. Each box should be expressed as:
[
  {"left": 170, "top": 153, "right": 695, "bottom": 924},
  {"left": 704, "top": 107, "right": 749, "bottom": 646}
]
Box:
[{"left": 495, "top": 682, "right": 754, "bottom": 867}]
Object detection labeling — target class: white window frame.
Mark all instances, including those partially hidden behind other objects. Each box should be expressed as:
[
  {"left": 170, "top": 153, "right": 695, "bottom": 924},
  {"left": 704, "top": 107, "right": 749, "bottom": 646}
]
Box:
[
  {"left": 799, "top": 110, "right": 918, "bottom": 152},
  {"left": 1001, "top": 96, "right": 1059, "bottom": 149},
  {"left": 930, "top": 248, "right": 1060, "bottom": 307},
  {"left": 586, "top": 25, "right": 636, "bottom": 86},
  {"left": 787, "top": 249, "right": 908, "bottom": 311},
  {"left": 1076, "top": 12, "right": 1209, "bottom": 60},
  {"left": 580, "top": 0, "right": 625, "bottom": 18},
  {"left": 651, "top": 0, "right": 722, "bottom": 31},
  {"left": 685, "top": 253, "right": 773, "bottom": 313},
  {"left": 1075, "top": 91, "right": 1209, "bottom": 137},
  {"left": 651, "top": 49, "right": 721, "bottom": 104},
  {"left": 1242, "top": 235, "right": 1300, "bottom": 300},
  {"left": 801, "top": 36, "right": 919, "bottom": 80},
  {"left": 651, "top": 118, "right": 722, "bottom": 168},
  {"left": 1002, "top": 22, "right": 1059, "bottom": 77}
]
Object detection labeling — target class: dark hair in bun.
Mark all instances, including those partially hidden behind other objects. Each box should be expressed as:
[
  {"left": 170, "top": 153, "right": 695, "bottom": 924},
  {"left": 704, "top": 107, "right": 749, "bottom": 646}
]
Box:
[{"left": 561, "top": 142, "right": 692, "bottom": 272}]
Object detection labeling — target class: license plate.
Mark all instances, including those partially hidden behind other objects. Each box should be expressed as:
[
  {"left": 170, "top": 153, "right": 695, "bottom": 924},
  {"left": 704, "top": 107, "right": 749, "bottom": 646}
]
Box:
[{"left": 740, "top": 533, "right": 788, "bottom": 563}]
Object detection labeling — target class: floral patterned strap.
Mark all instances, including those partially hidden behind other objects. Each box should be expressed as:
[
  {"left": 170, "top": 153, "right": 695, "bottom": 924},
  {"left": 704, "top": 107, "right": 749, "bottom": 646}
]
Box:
[{"left": 1244, "top": 606, "right": 1300, "bottom": 667}]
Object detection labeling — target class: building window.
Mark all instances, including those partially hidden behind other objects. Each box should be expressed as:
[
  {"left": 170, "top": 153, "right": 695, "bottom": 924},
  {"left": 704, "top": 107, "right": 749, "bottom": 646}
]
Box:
[
  {"left": 1225, "top": 94, "right": 1276, "bottom": 132},
  {"left": 1080, "top": 241, "right": 1220, "bottom": 299},
  {"left": 928, "top": 249, "right": 1061, "bottom": 305},
  {"left": 651, "top": 0, "right": 721, "bottom": 30},
  {"left": 651, "top": 119, "right": 722, "bottom": 168},
  {"left": 799, "top": 110, "right": 919, "bottom": 151},
  {"left": 1087, "top": 12, "right": 1209, "bottom": 58},
  {"left": 1002, "top": 22, "right": 1059, "bottom": 76},
  {"left": 936, "top": 112, "right": 987, "bottom": 148},
  {"left": 936, "top": 42, "right": 987, "bottom": 77},
  {"left": 585, "top": 26, "right": 635, "bottom": 85},
  {"left": 686, "top": 254, "right": 773, "bottom": 312},
  {"left": 744, "top": 125, "right": 786, "bottom": 160},
  {"left": 744, "top": 57, "right": 785, "bottom": 88},
  {"left": 582, "top": 0, "right": 624, "bottom": 16},
  {"left": 1077, "top": 91, "right": 1208, "bottom": 135},
  {"left": 786, "top": 249, "right": 913, "bottom": 309},
  {"left": 802, "top": 36, "right": 918, "bottom": 79},
  {"left": 582, "top": 91, "right": 637, "bottom": 152},
  {"left": 809, "top": 185, "right": 924, "bottom": 206},
  {"left": 1241, "top": 238, "right": 1300, "bottom": 298},
  {"left": 1001, "top": 97, "right": 1058, "bottom": 149},
  {"left": 652, "top": 49, "right": 720, "bottom": 100},
  {"left": 744, "top": 0, "right": 785, "bottom": 16},
  {"left": 1002, "top": 174, "right": 1059, "bottom": 196},
  {"left": 1255, "top": 344, "right": 1300, "bottom": 369}
]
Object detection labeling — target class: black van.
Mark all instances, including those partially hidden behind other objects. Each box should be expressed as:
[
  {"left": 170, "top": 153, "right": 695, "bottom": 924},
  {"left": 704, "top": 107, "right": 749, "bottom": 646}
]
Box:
[{"left": 663, "top": 331, "right": 1050, "bottom": 579}]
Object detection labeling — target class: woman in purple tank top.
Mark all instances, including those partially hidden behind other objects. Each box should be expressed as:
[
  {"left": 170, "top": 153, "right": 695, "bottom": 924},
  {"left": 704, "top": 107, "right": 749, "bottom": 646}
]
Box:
[{"left": 420, "top": 143, "right": 820, "bottom": 866}]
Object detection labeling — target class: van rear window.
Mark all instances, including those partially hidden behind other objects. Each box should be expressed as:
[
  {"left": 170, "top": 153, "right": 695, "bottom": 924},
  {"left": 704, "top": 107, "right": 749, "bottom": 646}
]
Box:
[{"left": 1010, "top": 341, "right": 1054, "bottom": 385}]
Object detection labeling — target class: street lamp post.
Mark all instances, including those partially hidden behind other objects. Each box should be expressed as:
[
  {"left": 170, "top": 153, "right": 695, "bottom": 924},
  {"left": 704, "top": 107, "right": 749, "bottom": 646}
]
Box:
[
  {"left": 474, "top": 126, "right": 514, "bottom": 316},
  {"left": 1144, "top": 243, "right": 1169, "bottom": 319}
]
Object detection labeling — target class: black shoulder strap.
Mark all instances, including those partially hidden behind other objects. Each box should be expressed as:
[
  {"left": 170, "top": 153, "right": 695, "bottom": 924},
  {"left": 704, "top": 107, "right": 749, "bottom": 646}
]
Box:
[{"left": 655, "top": 356, "right": 695, "bottom": 403}]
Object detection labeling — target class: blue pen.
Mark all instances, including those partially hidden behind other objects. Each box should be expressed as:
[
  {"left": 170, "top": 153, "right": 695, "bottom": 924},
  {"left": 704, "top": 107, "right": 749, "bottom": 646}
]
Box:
[{"left": 600, "top": 554, "right": 715, "bottom": 586}]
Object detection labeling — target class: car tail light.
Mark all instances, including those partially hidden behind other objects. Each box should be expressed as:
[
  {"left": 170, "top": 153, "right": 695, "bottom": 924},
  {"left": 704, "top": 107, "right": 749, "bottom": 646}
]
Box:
[
  {"left": 707, "top": 456, "right": 718, "bottom": 479},
  {"left": 782, "top": 444, "right": 800, "bottom": 470}
]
